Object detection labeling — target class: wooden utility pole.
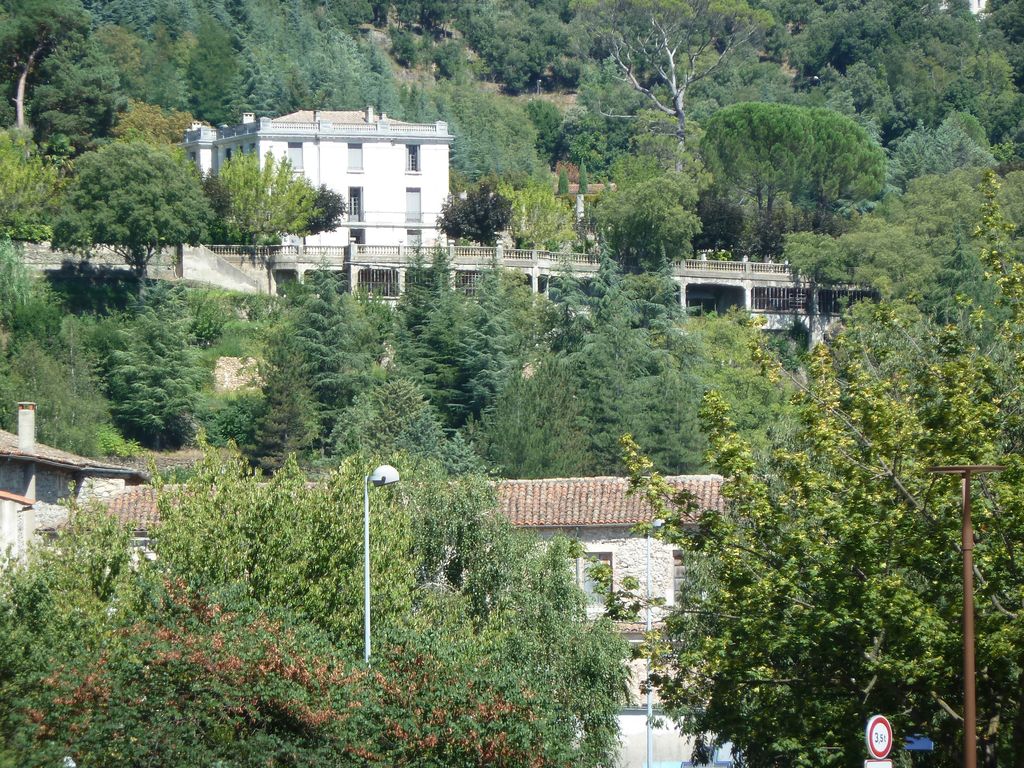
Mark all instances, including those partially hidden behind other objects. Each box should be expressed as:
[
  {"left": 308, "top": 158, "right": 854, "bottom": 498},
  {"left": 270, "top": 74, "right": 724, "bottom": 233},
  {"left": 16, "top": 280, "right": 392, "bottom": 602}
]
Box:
[{"left": 927, "top": 465, "right": 1004, "bottom": 768}]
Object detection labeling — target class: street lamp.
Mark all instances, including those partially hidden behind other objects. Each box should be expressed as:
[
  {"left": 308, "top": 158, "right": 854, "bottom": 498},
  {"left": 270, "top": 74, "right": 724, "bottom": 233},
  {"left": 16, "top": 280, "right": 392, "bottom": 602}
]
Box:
[
  {"left": 927, "top": 464, "right": 1004, "bottom": 768},
  {"left": 646, "top": 518, "right": 665, "bottom": 768},
  {"left": 364, "top": 464, "right": 400, "bottom": 665}
]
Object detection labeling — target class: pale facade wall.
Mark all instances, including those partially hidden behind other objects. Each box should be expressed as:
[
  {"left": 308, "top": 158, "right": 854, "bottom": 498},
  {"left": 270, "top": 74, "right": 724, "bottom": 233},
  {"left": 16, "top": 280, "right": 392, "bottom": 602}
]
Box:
[
  {"left": 184, "top": 117, "right": 452, "bottom": 248},
  {"left": 532, "top": 524, "right": 701, "bottom": 767},
  {"left": 536, "top": 525, "right": 678, "bottom": 621},
  {"left": 0, "top": 498, "right": 34, "bottom": 562}
]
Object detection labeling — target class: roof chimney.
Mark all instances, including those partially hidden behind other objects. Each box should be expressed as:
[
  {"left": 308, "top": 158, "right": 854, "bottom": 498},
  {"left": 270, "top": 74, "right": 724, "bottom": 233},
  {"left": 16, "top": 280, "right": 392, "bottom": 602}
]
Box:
[
  {"left": 17, "top": 402, "right": 35, "bottom": 454},
  {"left": 366, "top": 105, "right": 375, "bottom": 123},
  {"left": 242, "top": 112, "right": 256, "bottom": 124}
]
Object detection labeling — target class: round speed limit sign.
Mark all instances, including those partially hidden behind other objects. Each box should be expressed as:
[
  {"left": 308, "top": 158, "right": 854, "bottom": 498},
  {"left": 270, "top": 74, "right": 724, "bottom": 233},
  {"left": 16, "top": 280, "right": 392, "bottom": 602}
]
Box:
[{"left": 865, "top": 714, "right": 893, "bottom": 759}]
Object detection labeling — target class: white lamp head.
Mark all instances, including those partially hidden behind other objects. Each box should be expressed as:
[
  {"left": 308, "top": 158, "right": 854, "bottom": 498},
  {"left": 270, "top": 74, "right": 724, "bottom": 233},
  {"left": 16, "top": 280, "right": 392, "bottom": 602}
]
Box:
[{"left": 369, "top": 464, "right": 400, "bottom": 487}]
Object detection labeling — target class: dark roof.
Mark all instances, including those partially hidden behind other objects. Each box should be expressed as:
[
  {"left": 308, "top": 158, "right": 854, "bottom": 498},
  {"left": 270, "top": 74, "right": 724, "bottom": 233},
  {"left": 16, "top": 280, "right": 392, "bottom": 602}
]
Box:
[
  {"left": 98, "top": 475, "right": 724, "bottom": 534},
  {"left": 0, "top": 430, "right": 147, "bottom": 479},
  {"left": 497, "top": 475, "right": 723, "bottom": 528}
]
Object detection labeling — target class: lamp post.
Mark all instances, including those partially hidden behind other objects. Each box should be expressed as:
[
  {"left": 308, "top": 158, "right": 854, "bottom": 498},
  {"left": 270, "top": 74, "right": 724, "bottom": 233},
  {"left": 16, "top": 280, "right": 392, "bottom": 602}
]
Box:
[
  {"left": 364, "top": 464, "right": 400, "bottom": 665},
  {"left": 927, "top": 464, "right": 1003, "bottom": 768},
  {"left": 646, "top": 518, "right": 664, "bottom": 768}
]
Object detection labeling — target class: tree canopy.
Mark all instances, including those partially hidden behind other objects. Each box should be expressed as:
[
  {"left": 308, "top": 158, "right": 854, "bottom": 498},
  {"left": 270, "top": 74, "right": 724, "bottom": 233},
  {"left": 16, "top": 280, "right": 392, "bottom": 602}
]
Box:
[
  {"left": 620, "top": 172, "right": 1024, "bottom": 766},
  {"left": 51, "top": 142, "right": 209, "bottom": 277},
  {"left": 217, "top": 151, "right": 317, "bottom": 246}
]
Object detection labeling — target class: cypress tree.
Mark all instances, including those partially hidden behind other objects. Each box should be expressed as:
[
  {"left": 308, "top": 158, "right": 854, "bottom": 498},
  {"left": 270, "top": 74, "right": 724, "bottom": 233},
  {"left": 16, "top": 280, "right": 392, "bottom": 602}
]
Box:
[
  {"left": 557, "top": 168, "right": 569, "bottom": 195},
  {"left": 248, "top": 329, "right": 318, "bottom": 472}
]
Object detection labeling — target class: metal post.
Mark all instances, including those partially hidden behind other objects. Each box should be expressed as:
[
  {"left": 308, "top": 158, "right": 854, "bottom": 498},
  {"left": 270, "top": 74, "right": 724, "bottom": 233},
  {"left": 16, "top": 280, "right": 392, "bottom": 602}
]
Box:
[
  {"left": 646, "top": 530, "right": 653, "bottom": 768},
  {"left": 363, "top": 474, "right": 371, "bottom": 665},
  {"left": 962, "top": 472, "right": 976, "bottom": 768},
  {"left": 928, "top": 464, "right": 1004, "bottom": 768}
]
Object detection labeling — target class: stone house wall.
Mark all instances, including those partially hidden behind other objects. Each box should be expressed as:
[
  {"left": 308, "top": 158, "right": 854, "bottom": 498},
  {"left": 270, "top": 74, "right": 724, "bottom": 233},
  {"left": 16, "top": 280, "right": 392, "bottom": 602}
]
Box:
[
  {"left": 535, "top": 524, "right": 678, "bottom": 621},
  {"left": 0, "top": 461, "right": 76, "bottom": 504}
]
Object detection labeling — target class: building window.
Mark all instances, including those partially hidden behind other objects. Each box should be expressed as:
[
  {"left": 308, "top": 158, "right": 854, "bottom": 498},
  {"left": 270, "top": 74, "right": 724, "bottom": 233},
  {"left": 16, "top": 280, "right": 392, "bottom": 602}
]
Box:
[
  {"left": 348, "top": 143, "right": 363, "bottom": 171},
  {"left": 406, "top": 144, "right": 420, "bottom": 172},
  {"left": 673, "top": 550, "right": 687, "bottom": 605},
  {"left": 225, "top": 147, "right": 233, "bottom": 161},
  {"left": 407, "top": 229, "right": 422, "bottom": 248},
  {"left": 406, "top": 188, "right": 421, "bottom": 223},
  {"left": 580, "top": 552, "right": 613, "bottom": 605},
  {"left": 349, "top": 228, "right": 366, "bottom": 245},
  {"left": 357, "top": 268, "right": 399, "bottom": 297},
  {"left": 348, "top": 187, "right": 363, "bottom": 222},
  {"left": 189, "top": 151, "right": 197, "bottom": 163},
  {"left": 247, "top": 142, "right": 256, "bottom": 154},
  {"left": 455, "top": 270, "right": 480, "bottom": 295},
  {"left": 288, "top": 142, "right": 304, "bottom": 172}
]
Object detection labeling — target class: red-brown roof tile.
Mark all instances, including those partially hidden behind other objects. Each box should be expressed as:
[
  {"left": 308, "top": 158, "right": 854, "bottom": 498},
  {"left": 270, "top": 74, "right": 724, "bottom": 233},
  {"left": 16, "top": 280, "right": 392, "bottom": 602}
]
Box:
[
  {"left": 98, "top": 475, "right": 724, "bottom": 534},
  {"left": 105, "top": 486, "right": 159, "bottom": 531},
  {"left": 497, "top": 475, "right": 723, "bottom": 528}
]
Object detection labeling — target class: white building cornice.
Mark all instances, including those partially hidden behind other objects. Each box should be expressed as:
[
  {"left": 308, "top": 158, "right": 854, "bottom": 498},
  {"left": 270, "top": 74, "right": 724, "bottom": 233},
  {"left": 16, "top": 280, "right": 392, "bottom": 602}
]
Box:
[{"left": 184, "top": 116, "right": 452, "bottom": 146}]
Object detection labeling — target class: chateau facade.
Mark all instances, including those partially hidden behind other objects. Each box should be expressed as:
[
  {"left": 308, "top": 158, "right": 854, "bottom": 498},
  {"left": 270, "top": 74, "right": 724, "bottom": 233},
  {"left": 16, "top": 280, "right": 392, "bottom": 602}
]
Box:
[{"left": 182, "top": 108, "right": 453, "bottom": 248}]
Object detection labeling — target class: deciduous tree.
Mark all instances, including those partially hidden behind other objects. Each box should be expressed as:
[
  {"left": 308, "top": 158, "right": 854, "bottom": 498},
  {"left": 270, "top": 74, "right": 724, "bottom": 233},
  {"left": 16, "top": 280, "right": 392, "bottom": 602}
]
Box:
[
  {"left": 217, "top": 151, "right": 317, "bottom": 249},
  {"left": 438, "top": 179, "right": 512, "bottom": 246},
  {"left": 620, "top": 175, "right": 1024, "bottom": 765},
  {"left": 0, "top": 131, "right": 60, "bottom": 241},
  {"left": 52, "top": 142, "right": 209, "bottom": 278},
  {"left": 577, "top": 0, "right": 770, "bottom": 148}
]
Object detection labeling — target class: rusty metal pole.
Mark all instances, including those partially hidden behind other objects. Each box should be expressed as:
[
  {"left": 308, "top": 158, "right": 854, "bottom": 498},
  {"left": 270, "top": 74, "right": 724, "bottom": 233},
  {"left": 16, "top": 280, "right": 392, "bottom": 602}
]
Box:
[
  {"left": 961, "top": 471, "right": 976, "bottom": 768},
  {"left": 928, "top": 465, "right": 1003, "bottom": 768}
]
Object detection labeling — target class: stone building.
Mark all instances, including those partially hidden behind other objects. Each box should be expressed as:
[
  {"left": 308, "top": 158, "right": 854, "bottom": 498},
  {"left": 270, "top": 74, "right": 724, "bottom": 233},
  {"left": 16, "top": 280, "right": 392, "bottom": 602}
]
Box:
[
  {"left": 0, "top": 403, "right": 147, "bottom": 558},
  {"left": 498, "top": 474, "right": 727, "bottom": 768},
  {"left": 182, "top": 108, "right": 453, "bottom": 248}
]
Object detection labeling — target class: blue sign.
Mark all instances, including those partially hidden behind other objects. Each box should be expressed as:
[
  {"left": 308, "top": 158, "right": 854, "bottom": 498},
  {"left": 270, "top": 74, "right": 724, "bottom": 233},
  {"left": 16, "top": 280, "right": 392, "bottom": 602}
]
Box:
[{"left": 904, "top": 735, "right": 934, "bottom": 751}]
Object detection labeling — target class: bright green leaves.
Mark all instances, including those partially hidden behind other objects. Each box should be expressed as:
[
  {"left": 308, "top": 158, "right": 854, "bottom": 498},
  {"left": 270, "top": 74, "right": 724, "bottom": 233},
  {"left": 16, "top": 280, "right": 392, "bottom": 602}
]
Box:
[
  {"left": 217, "top": 151, "right": 317, "bottom": 246},
  {"left": 624, "top": 230, "right": 1024, "bottom": 763}
]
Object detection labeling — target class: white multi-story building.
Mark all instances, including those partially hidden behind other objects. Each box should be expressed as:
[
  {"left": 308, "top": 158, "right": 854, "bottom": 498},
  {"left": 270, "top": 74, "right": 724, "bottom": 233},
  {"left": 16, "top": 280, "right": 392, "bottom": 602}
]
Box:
[{"left": 182, "top": 108, "right": 453, "bottom": 248}]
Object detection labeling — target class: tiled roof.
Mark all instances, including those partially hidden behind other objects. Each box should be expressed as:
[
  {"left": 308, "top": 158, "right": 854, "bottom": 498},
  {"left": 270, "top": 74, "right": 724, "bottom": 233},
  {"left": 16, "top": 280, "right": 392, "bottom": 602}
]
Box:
[
  {"left": 274, "top": 110, "right": 413, "bottom": 126},
  {"left": 105, "top": 486, "right": 159, "bottom": 531},
  {"left": 97, "top": 475, "right": 724, "bottom": 534},
  {"left": 0, "top": 429, "right": 146, "bottom": 478},
  {"left": 498, "top": 475, "right": 723, "bottom": 528}
]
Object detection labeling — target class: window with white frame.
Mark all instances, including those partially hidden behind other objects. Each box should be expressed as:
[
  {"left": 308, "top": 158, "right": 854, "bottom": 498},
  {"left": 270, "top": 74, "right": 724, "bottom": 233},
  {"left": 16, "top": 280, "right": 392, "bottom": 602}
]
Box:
[
  {"left": 287, "top": 141, "right": 304, "bottom": 172},
  {"left": 349, "top": 187, "right": 363, "bottom": 221},
  {"left": 407, "top": 229, "right": 422, "bottom": 247},
  {"left": 406, "top": 144, "right": 420, "bottom": 172},
  {"left": 348, "top": 143, "right": 363, "bottom": 171},
  {"left": 406, "top": 188, "right": 421, "bottom": 223}
]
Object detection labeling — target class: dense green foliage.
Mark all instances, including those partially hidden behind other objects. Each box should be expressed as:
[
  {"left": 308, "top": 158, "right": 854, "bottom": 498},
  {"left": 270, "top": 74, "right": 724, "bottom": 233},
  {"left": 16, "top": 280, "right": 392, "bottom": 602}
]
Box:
[
  {"left": 52, "top": 141, "right": 209, "bottom": 276},
  {"left": 0, "top": 451, "right": 628, "bottom": 765},
  {"left": 620, "top": 174, "right": 1024, "bottom": 766},
  {"left": 8, "top": 1, "right": 1024, "bottom": 764}
]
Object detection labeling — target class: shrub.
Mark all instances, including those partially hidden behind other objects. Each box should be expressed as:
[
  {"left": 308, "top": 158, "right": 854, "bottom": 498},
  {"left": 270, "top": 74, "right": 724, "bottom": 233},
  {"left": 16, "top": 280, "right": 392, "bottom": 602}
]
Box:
[{"left": 96, "top": 424, "right": 143, "bottom": 458}]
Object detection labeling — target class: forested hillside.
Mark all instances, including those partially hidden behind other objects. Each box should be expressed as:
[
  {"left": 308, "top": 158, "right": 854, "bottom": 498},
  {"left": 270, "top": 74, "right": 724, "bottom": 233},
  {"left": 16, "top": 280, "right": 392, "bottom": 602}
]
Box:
[
  {"left": 5, "top": 0, "right": 1024, "bottom": 474},
  {"left": 11, "top": 2, "right": 1024, "bottom": 766}
]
